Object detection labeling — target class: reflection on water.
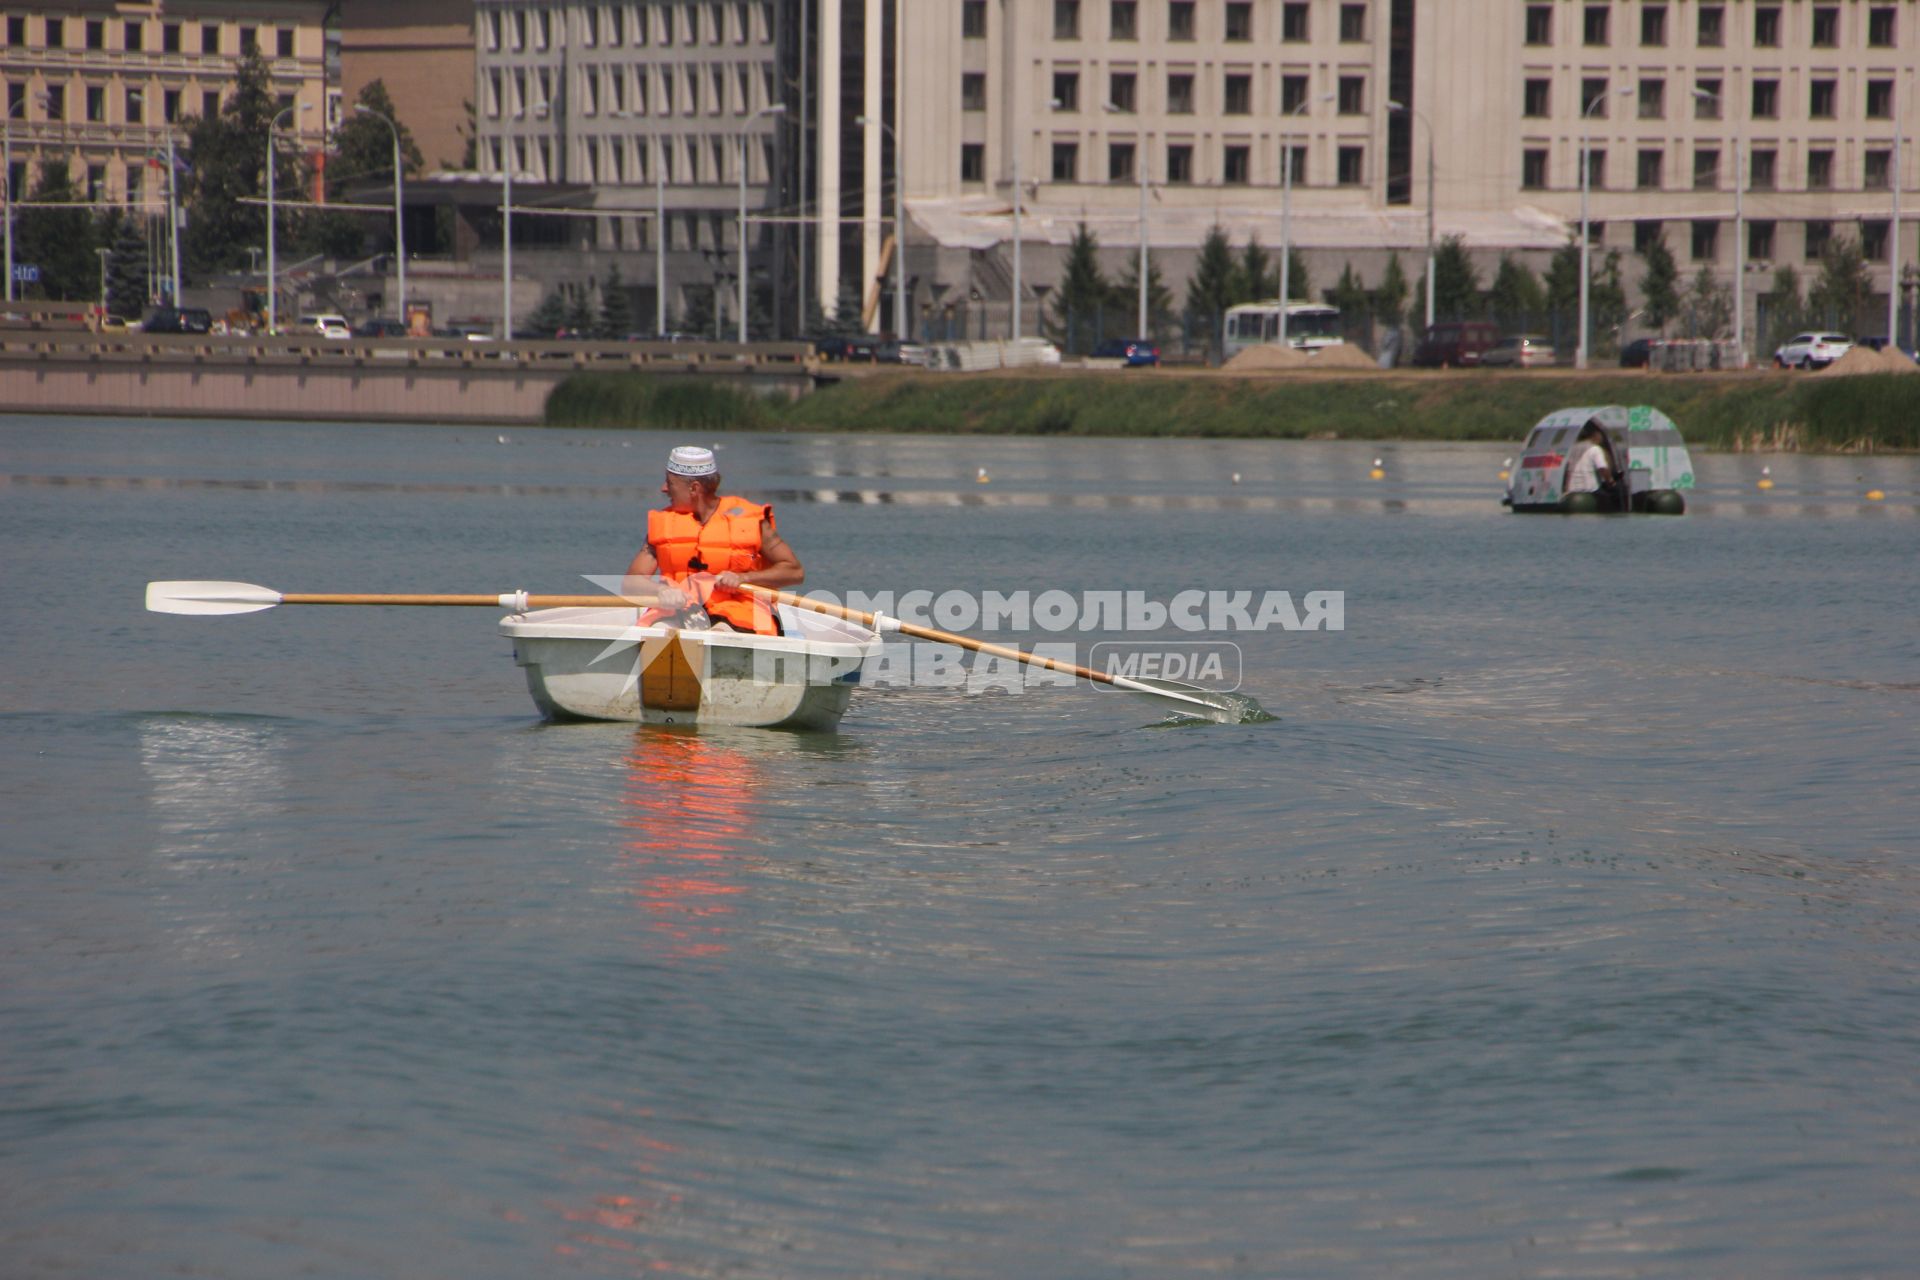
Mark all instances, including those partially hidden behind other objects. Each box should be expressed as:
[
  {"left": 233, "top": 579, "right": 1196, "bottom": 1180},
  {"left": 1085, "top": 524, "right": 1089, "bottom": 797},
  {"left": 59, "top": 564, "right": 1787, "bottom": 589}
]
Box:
[{"left": 616, "top": 728, "right": 762, "bottom": 960}]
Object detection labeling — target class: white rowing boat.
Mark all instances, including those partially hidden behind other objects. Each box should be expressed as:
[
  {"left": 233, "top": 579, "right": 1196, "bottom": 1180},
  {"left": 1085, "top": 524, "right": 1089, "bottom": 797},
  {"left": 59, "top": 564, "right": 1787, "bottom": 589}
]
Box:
[{"left": 501, "top": 604, "right": 883, "bottom": 729}]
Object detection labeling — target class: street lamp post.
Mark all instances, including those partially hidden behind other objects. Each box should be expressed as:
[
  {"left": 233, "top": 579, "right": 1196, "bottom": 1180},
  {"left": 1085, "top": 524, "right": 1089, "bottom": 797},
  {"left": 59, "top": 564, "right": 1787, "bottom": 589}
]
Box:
[
  {"left": 96, "top": 245, "right": 110, "bottom": 320},
  {"left": 736, "top": 102, "right": 787, "bottom": 343},
  {"left": 353, "top": 104, "right": 406, "bottom": 325},
  {"left": 1280, "top": 91, "right": 1334, "bottom": 346},
  {"left": 1388, "top": 100, "right": 1435, "bottom": 331},
  {"left": 265, "top": 102, "right": 310, "bottom": 334},
  {"left": 1576, "top": 86, "right": 1633, "bottom": 369},
  {"left": 1889, "top": 109, "right": 1903, "bottom": 349},
  {"left": 856, "top": 114, "right": 907, "bottom": 341},
  {"left": 1102, "top": 104, "right": 1152, "bottom": 337}
]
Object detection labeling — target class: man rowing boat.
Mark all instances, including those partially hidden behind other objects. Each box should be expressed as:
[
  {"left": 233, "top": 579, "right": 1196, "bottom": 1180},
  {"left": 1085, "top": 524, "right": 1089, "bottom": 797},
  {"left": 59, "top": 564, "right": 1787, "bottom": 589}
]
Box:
[{"left": 624, "top": 445, "right": 803, "bottom": 634}]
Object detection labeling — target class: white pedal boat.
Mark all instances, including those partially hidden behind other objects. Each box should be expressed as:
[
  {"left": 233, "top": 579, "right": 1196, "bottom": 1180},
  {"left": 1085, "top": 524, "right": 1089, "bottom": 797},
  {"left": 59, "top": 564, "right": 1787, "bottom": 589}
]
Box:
[{"left": 501, "top": 604, "right": 883, "bottom": 729}]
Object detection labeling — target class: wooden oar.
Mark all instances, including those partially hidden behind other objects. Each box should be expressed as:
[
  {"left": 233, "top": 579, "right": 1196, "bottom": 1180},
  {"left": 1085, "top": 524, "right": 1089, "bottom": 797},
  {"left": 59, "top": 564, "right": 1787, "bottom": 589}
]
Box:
[
  {"left": 146, "top": 580, "right": 655, "bottom": 616},
  {"left": 738, "top": 584, "right": 1269, "bottom": 724}
]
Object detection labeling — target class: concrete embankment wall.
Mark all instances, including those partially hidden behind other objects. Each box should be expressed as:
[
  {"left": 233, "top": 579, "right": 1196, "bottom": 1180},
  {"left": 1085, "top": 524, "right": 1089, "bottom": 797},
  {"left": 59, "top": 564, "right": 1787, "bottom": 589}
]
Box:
[{"left": 0, "top": 333, "right": 815, "bottom": 425}]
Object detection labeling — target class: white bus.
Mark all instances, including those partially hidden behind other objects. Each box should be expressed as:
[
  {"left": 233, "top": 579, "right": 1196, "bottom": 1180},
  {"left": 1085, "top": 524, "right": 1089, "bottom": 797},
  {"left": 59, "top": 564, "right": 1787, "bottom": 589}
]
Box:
[{"left": 1222, "top": 301, "right": 1344, "bottom": 359}]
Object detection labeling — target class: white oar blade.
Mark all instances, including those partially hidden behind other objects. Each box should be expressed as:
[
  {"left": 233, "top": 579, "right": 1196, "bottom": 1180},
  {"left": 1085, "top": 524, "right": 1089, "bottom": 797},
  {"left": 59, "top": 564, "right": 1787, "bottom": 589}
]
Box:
[
  {"left": 146, "top": 580, "right": 284, "bottom": 616},
  {"left": 1111, "top": 676, "right": 1275, "bottom": 725}
]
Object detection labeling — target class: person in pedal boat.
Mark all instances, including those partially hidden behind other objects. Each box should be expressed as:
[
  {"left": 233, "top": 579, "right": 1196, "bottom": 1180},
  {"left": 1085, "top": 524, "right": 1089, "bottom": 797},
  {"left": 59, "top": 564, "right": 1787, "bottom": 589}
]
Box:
[{"left": 624, "top": 445, "right": 803, "bottom": 634}]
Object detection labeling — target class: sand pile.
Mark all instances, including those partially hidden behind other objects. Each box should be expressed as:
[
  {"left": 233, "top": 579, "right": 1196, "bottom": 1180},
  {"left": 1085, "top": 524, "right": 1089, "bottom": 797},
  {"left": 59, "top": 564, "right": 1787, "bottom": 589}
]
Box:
[
  {"left": 1817, "top": 345, "right": 1918, "bottom": 376},
  {"left": 1223, "top": 343, "right": 1379, "bottom": 372}
]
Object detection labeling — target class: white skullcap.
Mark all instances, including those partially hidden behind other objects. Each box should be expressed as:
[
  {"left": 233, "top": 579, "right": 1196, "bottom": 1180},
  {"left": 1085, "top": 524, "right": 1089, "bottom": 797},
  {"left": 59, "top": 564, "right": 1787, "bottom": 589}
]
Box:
[{"left": 665, "top": 445, "right": 718, "bottom": 477}]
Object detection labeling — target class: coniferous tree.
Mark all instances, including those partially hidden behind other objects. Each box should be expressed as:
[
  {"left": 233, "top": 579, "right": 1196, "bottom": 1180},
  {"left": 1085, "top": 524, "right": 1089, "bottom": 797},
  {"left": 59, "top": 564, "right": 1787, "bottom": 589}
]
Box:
[
  {"left": 564, "top": 286, "right": 596, "bottom": 336},
  {"left": 1282, "top": 246, "right": 1311, "bottom": 301},
  {"left": 104, "top": 214, "right": 152, "bottom": 320},
  {"left": 14, "top": 161, "right": 96, "bottom": 300},
  {"left": 1048, "top": 223, "right": 1109, "bottom": 353},
  {"left": 1326, "top": 262, "right": 1371, "bottom": 330},
  {"left": 1232, "top": 237, "right": 1273, "bottom": 304},
  {"left": 1589, "top": 248, "right": 1630, "bottom": 354},
  {"left": 1373, "top": 251, "right": 1410, "bottom": 332},
  {"left": 1425, "top": 235, "right": 1480, "bottom": 320},
  {"left": 1761, "top": 265, "right": 1806, "bottom": 355},
  {"left": 526, "top": 289, "right": 568, "bottom": 338},
  {"left": 598, "top": 265, "right": 634, "bottom": 338},
  {"left": 1184, "top": 224, "right": 1238, "bottom": 361},
  {"left": 1110, "top": 256, "right": 1175, "bottom": 340},
  {"left": 1683, "top": 266, "right": 1732, "bottom": 338},
  {"left": 1487, "top": 254, "right": 1546, "bottom": 330},
  {"left": 1638, "top": 232, "right": 1681, "bottom": 332},
  {"left": 1809, "top": 236, "right": 1871, "bottom": 333}
]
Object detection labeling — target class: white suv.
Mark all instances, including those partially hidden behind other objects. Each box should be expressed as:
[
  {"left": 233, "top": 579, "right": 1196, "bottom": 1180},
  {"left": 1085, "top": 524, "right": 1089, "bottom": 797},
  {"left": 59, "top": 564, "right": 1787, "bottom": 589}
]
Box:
[
  {"left": 1773, "top": 332, "right": 1851, "bottom": 369},
  {"left": 300, "top": 313, "right": 352, "bottom": 339}
]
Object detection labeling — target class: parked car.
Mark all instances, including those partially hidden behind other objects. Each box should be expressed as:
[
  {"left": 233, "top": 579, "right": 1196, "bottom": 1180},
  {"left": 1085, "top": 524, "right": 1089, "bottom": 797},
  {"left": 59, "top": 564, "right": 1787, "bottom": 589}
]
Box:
[
  {"left": 1091, "top": 337, "right": 1161, "bottom": 367},
  {"left": 353, "top": 317, "right": 412, "bottom": 338},
  {"left": 141, "top": 306, "right": 214, "bottom": 334},
  {"left": 298, "top": 313, "right": 352, "bottom": 339},
  {"left": 1619, "top": 337, "right": 1654, "bottom": 368},
  {"left": 1410, "top": 320, "right": 1500, "bottom": 368},
  {"left": 1480, "top": 334, "right": 1556, "bottom": 368},
  {"left": 1772, "top": 332, "right": 1851, "bottom": 369},
  {"left": 814, "top": 334, "right": 878, "bottom": 361},
  {"left": 874, "top": 340, "right": 927, "bottom": 365}
]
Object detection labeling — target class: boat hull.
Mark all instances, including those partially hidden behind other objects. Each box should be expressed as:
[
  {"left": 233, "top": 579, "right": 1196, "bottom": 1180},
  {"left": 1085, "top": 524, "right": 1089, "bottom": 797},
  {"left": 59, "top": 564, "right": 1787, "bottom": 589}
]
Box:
[{"left": 502, "top": 606, "right": 881, "bottom": 729}]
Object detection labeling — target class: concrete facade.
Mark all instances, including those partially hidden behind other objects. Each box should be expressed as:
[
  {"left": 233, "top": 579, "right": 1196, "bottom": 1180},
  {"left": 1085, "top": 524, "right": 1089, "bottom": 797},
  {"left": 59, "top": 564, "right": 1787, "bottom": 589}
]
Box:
[{"left": 337, "top": 0, "right": 476, "bottom": 171}]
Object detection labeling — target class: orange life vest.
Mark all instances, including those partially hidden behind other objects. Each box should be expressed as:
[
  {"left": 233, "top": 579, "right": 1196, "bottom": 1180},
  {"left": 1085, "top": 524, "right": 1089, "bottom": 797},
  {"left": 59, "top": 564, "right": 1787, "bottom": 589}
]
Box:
[{"left": 646, "top": 497, "right": 777, "bottom": 634}]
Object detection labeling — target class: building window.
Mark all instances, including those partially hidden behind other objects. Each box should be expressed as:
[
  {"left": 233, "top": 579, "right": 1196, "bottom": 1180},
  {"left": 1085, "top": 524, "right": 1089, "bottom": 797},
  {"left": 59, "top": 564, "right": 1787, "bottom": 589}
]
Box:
[
  {"left": 1167, "top": 73, "right": 1194, "bottom": 114},
  {"left": 1811, "top": 6, "right": 1838, "bottom": 46},
  {"left": 1585, "top": 148, "right": 1606, "bottom": 190},
  {"left": 1523, "top": 79, "right": 1550, "bottom": 118},
  {"left": 1807, "top": 149, "right": 1833, "bottom": 190},
  {"left": 1109, "top": 71, "right": 1136, "bottom": 112},
  {"left": 1282, "top": 144, "right": 1306, "bottom": 184},
  {"left": 1052, "top": 141, "right": 1078, "bottom": 181},
  {"left": 1224, "top": 73, "right": 1251, "bottom": 115},
  {"left": 1749, "top": 221, "right": 1775, "bottom": 261},
  {"left": 1867, "top": 81, "right": 1894, "bottom": 120},
  {"left": 86, "top": 19, "right": 105, "bottom": 50},
  {"left": 1751, "top": 80, "right": 1778, "bottom": 119},
  {"left": 1054, "top": 1, "right": 1080, "bottom": 39},
  {"left": 278, "top": 28, "right": 294, "bottom": 57},
  {"left": 1639, "top": 78, "right": 1664, "bottom": 120},
  {"left": 1223, "top": 144, "right": 1250, "bottom": 184},
  {"left": 1340, "top": 4, "right": 1366, "bottom": 41},
  {"left": 124, "top": 20, "right": 143, "bottom": 51},
  {"left": 1695, "top": 79, "right": 1721, "bottom": 119},
  {"left": 1868, "top": 7, "right": 1896, "bottom": 47},
  {"left": 1584, "top": 5, "right": 1609, "bottom": 46},
  {"left": 1862, "top": 220, "right": 1889, "bottom": 261},
  {"left": 962, "top": 1, "right": 987, "bottom": 37},
  {"left": 1634, "top": 221, "right": 1663, "bottom": 254},
  {"left": 1641, "top": 4, "right": 1666, "bottom": 46},
  {"left": 1750, "top": 149, "right": 1776, "bottom": 189},
  {"left": 125, "top": 87, "right": 142, "bottom": 122},
  {"left": 44, "top": 85, "right": 64, "bottom": 121},
  {"left": 1693, "top": 147, "right": 1719, "bottom": 189},
  {"left": 1337, "top": 145, "right": 1364, "bottom": 185},
  {"left": 1170, "top": 2, "right": 1196, "bottom": 41},
  {"left": 1805, "top": 220, "right": 1832, "bottom": 260},
  {"left": 960, "top": 143, "right": 984, "bottom": 182},
  {"left": 1637, "top": 148, "right": 1663, "bottom": 189},
  {"left": 45, "top": 17, "right": 64, "bottom": 49},
  {"left": 1338, "top": 75, "right": 1365, "bottom": 114},
  {"left": 163, "top": 22, "right": 180, "bottom": 52},
  {"left": 1053, "top": 70, "right": 1079, "bottom": 111},
  {"left": 1697, "top": 5, "right": 1724, "bottom": 47},
  {"left": 4, "top": 16, "right": 21, "bottom": 45},
  {"left": 1111, "top": 1, "right": 1137, "bottom": 40},
  {"left": 962, "top": 73, "right": 986, "bottom": 111},
  {"left": 1109, "top": 140, "right": 1136, "bottom": 181},
  {"left": 1522, "top": 148, "right": 1548, "bottom": 189},
  {"left": 1754, "top": 6, "right": 1780, "bottom": 47},
  {"left": 85, "top": 85, "right": 105, "bottom": 123},
  {"left": 1282, "top": 3, "right": 1308, "bottom": 42},
  {"left": 1809, "top": 80, "right": 1835, "bottom": 120},
  {"left": 1581, "top": 76, "right": 1610, "bottom": 116},
  {"left": 1525, "top": 5, "right": 1552, "bottom": 45},
  {"left": 1166, "top": 143, "right": 1193, "bottom": 183},
  {"left": 1282, "top": 75, "right": 1309, "bottom": 115},
  {"left": 1225, "top": 3, "right": 1252, "bottom": 41},
  {"left": 163, "top": 88, "right": 180, "bottom": 122},
  {"left": 1691, "top": 220, "right": 1718, "bottom": 262},
  {"left": 1866, "top": 149, "right": 1892, "bottom": 190},
  {"left": 202, "top": 23, "right": 219, "bottom": 54}
]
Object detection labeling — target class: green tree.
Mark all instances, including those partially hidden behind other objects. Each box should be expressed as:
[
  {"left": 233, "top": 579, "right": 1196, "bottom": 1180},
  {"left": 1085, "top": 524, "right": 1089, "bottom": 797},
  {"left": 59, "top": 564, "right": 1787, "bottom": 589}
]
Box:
[
  {"left": 183, "top": 47, "right": 302, "bottom": 276},
  {"left": 1373, "top": 251, "right": 1410, "bottom": 332},
  {"left": 1184, "top": 223, "right": 1238, "bottom": 361},
  {"left": 1590, "top": 248, "right": 1630, "bottom": 355},
  {"left": 1544, "top": 237, "right": 1582, "bottom": 319},
  {"left": 598, "top": 265, "right": 634, "bottom": 338},
  {"left": 1683, "top": 266, "right": 1731, "bottom": 338},
  {"left": 1325, "top": 262, "right": 1371, "bottom": 334},
  {"left": 526, "top": 288, "right": 568, "bottom": 338},
  {"left": 564, "top": 286, "right": 596, "bottom": 336},
  {"left": 305, "top": 79, "right": 428, "bottom": 260},
  {"left": 1809, "top": 235, "right": 1872, "bottom": 333},
  {"left": 14, "top": 161, "right": 98, "bottom": 300},
  {"left": 1487, "top": 254, "right": 1546, "bottom": 329},
  {"left": 1109, "top": 255, "right": 1175, "bottom": 340},
  {"left": 1282, "top": 245, "right": 1311, "bottom": 301},
  {"left": 1761, "top": 265, "right": 1806, "bottom": 355},
  {"left": 104, "top": 213, "right": 152, "bottom": 319},
  {"left": 1047, "top": 222, "right": 1109, "bottom": 353},
  {"left": 1638, "top": 232, "right": 1681, "bottom": 332},
  {"left": 1428, "top": 235, "right": 1480, "bottom": 320},
  {"left": 1232, "top": 236, "right": 1273, "bottom": 304}
]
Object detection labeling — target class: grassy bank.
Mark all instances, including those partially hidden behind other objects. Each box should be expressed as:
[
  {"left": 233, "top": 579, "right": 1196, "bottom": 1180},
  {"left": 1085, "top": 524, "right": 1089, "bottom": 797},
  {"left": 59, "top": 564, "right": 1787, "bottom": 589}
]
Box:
[{"left": 545, "top": 369, "right": 1920, "bottom": 451}]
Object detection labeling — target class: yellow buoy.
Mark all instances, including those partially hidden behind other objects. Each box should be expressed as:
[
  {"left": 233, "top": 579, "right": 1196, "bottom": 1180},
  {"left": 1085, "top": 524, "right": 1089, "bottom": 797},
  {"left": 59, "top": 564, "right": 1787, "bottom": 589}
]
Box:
[
  {"left": 976, "top": 467, "right": 990, "bottom": 484},
  {"left": 1498, "top": 457, "right": 1512, "bottom": 482},
  {"left": 1758, "top": 465, "right": 1774, "bottom": 491},
  {"left": 1866, "top": 489, "right": 1885, "bottom": 502},
  {"left": 1369, "top": 456, "right": 1386, "bottom": 480}
]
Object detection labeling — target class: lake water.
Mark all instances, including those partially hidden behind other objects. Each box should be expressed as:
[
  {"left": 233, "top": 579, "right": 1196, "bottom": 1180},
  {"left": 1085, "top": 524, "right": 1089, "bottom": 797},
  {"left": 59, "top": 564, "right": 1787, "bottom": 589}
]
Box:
[{"left": 3, "top": 415, "right": 1917, "bottom": 1278}]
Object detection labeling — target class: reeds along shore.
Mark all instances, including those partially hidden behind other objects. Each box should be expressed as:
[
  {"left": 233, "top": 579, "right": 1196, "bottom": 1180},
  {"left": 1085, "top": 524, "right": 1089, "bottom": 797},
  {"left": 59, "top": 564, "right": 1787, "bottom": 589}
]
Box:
[{"left": 545, "top": 369, "right": 1920, "bottom": 453}]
